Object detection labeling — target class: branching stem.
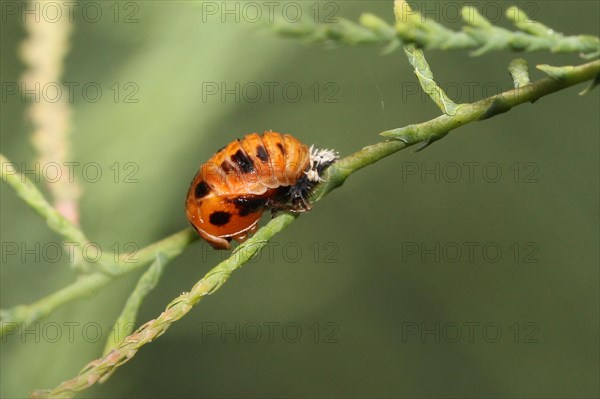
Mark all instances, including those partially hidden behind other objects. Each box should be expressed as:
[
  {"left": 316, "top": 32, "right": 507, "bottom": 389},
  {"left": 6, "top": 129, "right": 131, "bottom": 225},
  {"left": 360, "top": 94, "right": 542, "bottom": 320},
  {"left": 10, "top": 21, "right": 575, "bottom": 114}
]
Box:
[{"left": 27, "top": 57, "right": 600, "bottom": 398}]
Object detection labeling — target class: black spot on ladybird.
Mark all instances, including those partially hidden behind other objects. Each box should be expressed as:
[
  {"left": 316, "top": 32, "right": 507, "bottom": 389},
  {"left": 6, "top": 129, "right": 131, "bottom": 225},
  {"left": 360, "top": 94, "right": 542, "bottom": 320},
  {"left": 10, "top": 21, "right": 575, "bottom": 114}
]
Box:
[
  {"left": 209, "top": 211, "right": 231, "bottom": 226},
  {"left": 221, "top": 161, "right": 234, "bottom": 173},
  {"left": 231, "top": 197, "right": 267, "bottom": 216},
  {"left": 256, "top": 145, "right": 269, "bottom": 163},
  {"left": 194, "top": 181, "right": 210, "bottom": 199},
  {"left": 231, "top": 149, "right": 255, "bottom": 174}
]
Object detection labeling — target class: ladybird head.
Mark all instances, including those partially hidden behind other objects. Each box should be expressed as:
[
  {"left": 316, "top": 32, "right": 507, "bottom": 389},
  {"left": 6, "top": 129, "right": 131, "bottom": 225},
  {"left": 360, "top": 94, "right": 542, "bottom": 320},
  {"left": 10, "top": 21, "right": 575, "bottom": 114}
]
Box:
[
  {"left": 306, "top": 146, "right": 338, "bottom": 182},
  {"left": 275, "top": 146, "right": 338, "bottom": 212}
]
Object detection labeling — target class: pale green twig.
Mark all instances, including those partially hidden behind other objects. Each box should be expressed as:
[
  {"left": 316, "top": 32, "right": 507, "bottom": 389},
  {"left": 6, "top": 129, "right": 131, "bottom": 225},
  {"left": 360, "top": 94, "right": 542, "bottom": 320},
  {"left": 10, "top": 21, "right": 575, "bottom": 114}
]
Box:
[
  {"left": 380, "top": 60, "right": 600, "bottom": 144},
  {"left": 509, "top": 58, "right": 531, "bottom": 88},
  {"left": 313, "top": 59, "right": 599, "bottom": 198},
  {"left": 271, "top": 17, "right": 386, "bottom": 46},
  {"left": 0, "top": 273, "right": 112, "bottom": 339},
  {"left": 0, "top": 158, "right": 198, "bottom": 338},
  {"left": 395, "top": 0, "right": 458, "bottom": 115},
  {"left": 536, "top": 62, "right": 600, "bottom": 96},
  {"left": 1, "top": 154, "right": 87, "bottom": 245},
  {"left": 273, "top": 6, "right": 600, "bottom": 58},
  {"left": 0, "top": 228, "right": 196, "bottom": 337},
  {"left": 536, "top": 64, "right": 576, "bottom": 80},
  {"left": 31, "top": 58, "right": 600, "bottom": 399},
  {"left": 31, "top": 214, "right": 296, "bottom": 399},
  {"left": 103, "top": 252, "right": 169, "bottom": 355},
  {"left": 505, "top": 6, "right": 599, "bottom": 59},
  {"left": 0, "top": 154, "right": 147, "bottom": 276}
]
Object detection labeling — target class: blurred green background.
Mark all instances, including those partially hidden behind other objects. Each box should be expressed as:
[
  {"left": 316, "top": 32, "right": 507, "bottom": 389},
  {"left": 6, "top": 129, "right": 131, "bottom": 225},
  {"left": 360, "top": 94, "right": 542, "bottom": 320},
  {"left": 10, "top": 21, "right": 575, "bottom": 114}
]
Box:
[{"left": 1, "top": 1, "right": 598, "bottom": 398}]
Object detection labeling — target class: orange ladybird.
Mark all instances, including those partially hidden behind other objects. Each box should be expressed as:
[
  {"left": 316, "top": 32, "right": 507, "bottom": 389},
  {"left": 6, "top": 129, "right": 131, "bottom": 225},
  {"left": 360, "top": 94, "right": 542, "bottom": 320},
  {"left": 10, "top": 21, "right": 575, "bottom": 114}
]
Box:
[{"left": 186, "top": 131, "right": 336, "bottom": 249}]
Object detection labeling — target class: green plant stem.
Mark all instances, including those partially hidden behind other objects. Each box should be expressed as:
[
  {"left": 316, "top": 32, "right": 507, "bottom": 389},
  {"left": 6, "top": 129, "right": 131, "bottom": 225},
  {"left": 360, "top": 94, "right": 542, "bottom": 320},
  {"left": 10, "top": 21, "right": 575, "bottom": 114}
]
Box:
[
  {"left": 380, "top": 59, "right": 600, "bottom": 143},
  {"left": 30, "top": 58, "right": 599, "bottom": 398},
  {"left": 509, "top": 58, "right": 530, "bottom": 88},
  {"left": 314, "top": 60, "right": 599, "bottom": 200},
  {"left": 1, "top": 273, "right": 110, "bottom": 337},
  {"left": 103, "top": 252, "right": 169, "bottom": 355},
  {"left": 395, "top": 0, "right": 458, "bottom": 115},
  {"left": 30, "top": 213, "right": 296, "bottom": 399},
  {"left": 0, "top": 154, "right": 147, "bottom": 275},
  {"left": 1, "top": 154, "right": 88, "bottom": 246},
  {"left": 274, "top": 7, "right": 600, "bottom": 58},
  {"left": 0, "top": 229, "right": 197, "bottom": 336},
  {"left": 4, "top": 59, "right": 598, "bottom": 340}
]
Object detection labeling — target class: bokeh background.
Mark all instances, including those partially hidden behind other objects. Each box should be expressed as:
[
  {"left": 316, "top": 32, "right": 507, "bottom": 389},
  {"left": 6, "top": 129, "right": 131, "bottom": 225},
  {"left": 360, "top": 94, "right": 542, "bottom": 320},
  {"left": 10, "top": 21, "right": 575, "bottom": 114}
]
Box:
[{"left": 1, "top": 1, "right": 598, "bottom": 398}]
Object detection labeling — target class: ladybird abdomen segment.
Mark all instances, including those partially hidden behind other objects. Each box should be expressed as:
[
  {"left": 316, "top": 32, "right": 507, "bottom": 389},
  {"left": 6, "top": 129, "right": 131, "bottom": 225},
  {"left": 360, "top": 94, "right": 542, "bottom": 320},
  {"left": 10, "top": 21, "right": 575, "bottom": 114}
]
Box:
[
  {"left": 260, "top": 131, "right": 310, "bottom": 188},
  {"left": 283, "top": 134, "right": 310, "bottom": 185},
  {"left": 201, "top": 139, "right": 260, "bottom": 195},
  {"left": 238, "top": 133, "right": 279, "bottom": 191},
  {"left": 207, "top": 132, "right": 309, "bottom": 194}
]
